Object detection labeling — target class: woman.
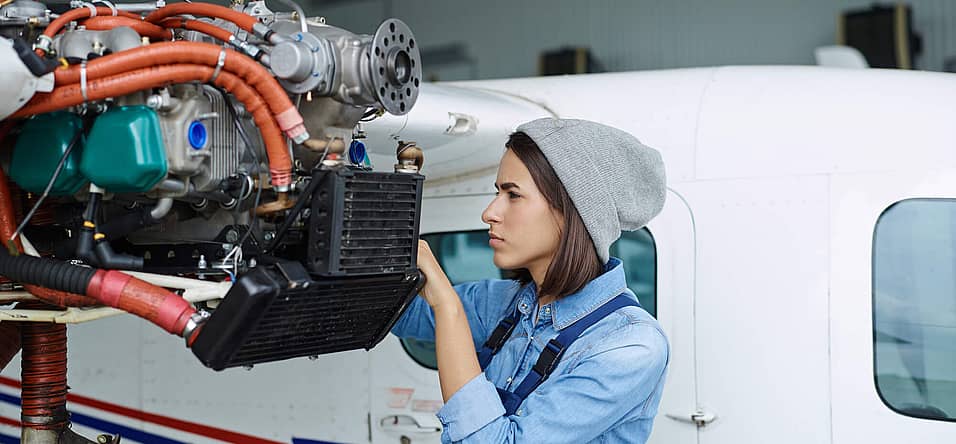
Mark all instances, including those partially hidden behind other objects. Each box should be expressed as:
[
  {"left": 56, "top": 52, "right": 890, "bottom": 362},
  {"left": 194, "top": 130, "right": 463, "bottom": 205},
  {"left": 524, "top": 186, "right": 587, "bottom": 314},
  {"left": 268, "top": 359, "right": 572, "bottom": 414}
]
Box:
[{"left": 392, "top": 118, "right": 669, "bottom": 443}]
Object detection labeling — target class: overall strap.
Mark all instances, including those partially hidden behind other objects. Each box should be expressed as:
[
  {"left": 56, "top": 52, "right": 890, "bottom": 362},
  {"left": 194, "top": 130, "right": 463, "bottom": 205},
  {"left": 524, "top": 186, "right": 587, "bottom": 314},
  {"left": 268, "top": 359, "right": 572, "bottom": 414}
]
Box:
[
  {"left": 477, "top": 307, "right": 521, "bottom": 370},
  {"left": 509, "top": 294, "right": 640, "bottom": 408}
]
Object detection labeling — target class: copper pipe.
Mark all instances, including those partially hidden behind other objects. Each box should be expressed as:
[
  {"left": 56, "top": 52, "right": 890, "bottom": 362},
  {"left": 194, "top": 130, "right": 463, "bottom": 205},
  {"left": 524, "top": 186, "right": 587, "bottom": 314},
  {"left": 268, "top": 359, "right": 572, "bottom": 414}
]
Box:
[
  {"left": 82, "top": 16, "right": 174, "bottom": 41},
  {"left": 19, "top": 307, "right": 68, "bottom": 431},
  {"left": 51, "top": 41, "right": 306, "bottom": 148},
  {"left": 12, "top": 65, "right": 291, "bottom": 188}
]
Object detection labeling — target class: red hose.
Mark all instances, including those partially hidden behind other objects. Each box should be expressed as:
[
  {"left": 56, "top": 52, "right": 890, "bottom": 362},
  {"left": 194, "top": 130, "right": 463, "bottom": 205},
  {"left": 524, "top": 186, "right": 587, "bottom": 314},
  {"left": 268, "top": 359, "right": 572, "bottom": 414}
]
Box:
[
  {"left": 15, "top": 64, "right": 291, "bottom": 186},
  {"left": 158, "top": 17, "right": 236, "bottom": 43},
  {"left": 43, "top": 7, "right": 141, "bottom": 39},
  {"left": 51, "top": 41, "right": 307, "bottom": 146},
  {"left": 144, "top": 3, "right": 258, "bottom": 34},
  {"left": 82, "top": 16, "right": 174, "bottom": 41}
]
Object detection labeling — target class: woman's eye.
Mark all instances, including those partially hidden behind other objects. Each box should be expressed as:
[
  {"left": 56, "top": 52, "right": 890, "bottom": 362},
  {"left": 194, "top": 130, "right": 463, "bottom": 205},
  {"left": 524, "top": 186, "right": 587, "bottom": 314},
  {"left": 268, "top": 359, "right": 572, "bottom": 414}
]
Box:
[{"left": 508, "top": 192, "right": 520, "bottom": 199}]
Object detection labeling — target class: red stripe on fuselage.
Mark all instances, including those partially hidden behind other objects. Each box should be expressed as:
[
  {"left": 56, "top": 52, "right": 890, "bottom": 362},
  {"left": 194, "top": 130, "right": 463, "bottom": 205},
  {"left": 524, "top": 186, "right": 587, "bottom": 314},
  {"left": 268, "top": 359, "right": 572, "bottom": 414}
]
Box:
[{"left": 0, "top": 376, "right": 283, "bottom": 444}]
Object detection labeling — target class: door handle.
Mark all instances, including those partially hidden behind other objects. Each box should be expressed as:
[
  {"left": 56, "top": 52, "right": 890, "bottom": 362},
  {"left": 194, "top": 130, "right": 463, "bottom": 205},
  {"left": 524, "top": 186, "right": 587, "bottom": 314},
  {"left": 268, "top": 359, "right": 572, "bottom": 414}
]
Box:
[
  {"left": 379, "top": 414, "right": 442, "bottom": 434},
  {"left": 665, "top": 409, "right": 717, "bottom": 427}
]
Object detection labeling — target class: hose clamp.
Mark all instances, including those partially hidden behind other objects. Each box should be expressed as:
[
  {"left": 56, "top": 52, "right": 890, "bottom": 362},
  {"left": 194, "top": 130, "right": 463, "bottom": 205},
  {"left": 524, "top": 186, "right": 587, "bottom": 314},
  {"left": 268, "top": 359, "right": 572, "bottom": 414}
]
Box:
[
  {"left": 209, "top": 48, "right": 226, "bottom": 83},
  {"left": 91, "top": 0, "right": 117, "bottom": 16},
  {"left": 34, "top": 35, "right": 53, "bottom": 53},
  {"left": 182, "top": 310, "right": 210, "bottom": 347},
  {"left": 79, "top": 62, "right": 89, "bottom": 102},
  {"left": 79, "top": 1, "right": 98, "bottom": 17}
]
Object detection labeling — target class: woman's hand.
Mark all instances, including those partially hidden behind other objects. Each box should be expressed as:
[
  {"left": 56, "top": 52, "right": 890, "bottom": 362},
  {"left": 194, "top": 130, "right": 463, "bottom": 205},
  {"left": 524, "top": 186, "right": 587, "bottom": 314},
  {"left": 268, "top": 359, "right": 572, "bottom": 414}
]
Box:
[
  {"left": 417, "top": 239, "right": 456, "bottom": 309},
  {"left": 417, "top": 240, "right": 480, "bottom": 401}
]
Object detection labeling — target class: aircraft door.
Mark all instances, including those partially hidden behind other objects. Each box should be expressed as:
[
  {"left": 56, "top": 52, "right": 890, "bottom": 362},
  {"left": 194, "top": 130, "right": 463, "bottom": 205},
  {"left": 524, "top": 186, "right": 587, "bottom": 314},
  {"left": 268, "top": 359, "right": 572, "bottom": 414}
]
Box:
[
  {"left": 830, "top": 170, "right": 956, "bottom": 443},
  {"left": 646, "top": 189, "right": 698, "bottom": 444}
]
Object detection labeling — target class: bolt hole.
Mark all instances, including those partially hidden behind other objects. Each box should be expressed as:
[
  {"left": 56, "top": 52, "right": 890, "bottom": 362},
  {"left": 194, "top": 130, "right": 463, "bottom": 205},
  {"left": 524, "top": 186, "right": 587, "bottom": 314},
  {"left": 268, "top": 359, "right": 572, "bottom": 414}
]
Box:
[
  {"left": 414, "top": 78, "right": 420, "bottom": 87},
  {"left": 389, "top": 22, "right": 395, "bottom": 32},
  {"left": 399, "top": 34, "right": 405, "bottom": 43},
  {"left": 400, "top": 102, "right": 406, "bottom": 112},
  {"left": 409, "top": 39, "right": 415, "bottom": 48}
]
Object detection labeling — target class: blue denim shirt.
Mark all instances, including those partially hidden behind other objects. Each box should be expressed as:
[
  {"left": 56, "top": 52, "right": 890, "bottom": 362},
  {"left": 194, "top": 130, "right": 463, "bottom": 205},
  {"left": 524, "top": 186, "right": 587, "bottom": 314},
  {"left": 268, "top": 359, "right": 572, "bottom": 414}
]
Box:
[{"left": 391, "top": 258, "right": 669, "bottom": 443}]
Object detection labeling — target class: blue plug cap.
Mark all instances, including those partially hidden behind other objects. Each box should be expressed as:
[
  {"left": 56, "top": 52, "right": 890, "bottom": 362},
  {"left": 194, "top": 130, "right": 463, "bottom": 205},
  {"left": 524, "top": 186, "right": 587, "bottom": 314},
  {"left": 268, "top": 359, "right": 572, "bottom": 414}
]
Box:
[
  {"left": 349, "top": 140, "right": 367, "bottom": 165},
  {"left": 188, "top": 121, "right": 207, "bottom": 150}
]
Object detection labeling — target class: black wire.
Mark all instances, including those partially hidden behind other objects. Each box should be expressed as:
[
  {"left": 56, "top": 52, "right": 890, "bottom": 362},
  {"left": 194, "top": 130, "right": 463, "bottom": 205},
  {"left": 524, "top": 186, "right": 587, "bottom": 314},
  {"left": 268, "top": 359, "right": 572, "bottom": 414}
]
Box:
[
  {"left": 10, "top": 130, "right": 83, "bottom": 242},
  {"left": 214, "top": 87, "right": 262, "bottom": 256}
]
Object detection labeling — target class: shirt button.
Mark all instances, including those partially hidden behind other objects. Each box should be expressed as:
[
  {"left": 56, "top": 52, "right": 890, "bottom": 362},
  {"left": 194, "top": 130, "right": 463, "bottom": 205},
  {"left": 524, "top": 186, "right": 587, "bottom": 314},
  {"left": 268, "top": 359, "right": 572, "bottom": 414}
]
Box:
[
  {"left": 520, "top": 303, "right": 529, "bottom": 311},
  {"left": 506, "top": 377, "right": 513, "bottom": 383},
  {"left": 529, "top": 336, "right": 534, "bottom": 340},
  {"left": 544, "top": 307, "right": 551, "bottom": 314},
  {"left": 516, "top": 409, "right": 523, "bottom": 416}
]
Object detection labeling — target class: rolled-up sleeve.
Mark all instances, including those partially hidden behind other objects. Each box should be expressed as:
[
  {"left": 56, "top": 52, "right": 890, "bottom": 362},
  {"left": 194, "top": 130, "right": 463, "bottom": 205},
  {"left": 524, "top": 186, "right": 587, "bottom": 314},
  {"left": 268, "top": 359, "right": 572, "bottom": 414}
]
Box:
[
  {"left": 434, "top": 322, "right": 669, "bottom": 443},
  {"left": 436, "top": 373, "right": 506, "bottom": 441}
]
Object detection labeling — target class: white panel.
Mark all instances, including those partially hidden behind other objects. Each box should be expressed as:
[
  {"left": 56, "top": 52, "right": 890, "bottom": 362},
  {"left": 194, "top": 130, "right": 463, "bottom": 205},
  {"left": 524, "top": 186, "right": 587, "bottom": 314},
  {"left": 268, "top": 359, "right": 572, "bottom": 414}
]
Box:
[
  {"left": 677, "top": 176, "right": 830, "bottom": 444},
  {"left": 447, "top": 68, "right": 713, "bottom": 183},
  {"left": 695, "top": 66, "right": 956, "bottom": 179},
  {"left": 829, "top": 168, "right": 956, "bottom": 443}
]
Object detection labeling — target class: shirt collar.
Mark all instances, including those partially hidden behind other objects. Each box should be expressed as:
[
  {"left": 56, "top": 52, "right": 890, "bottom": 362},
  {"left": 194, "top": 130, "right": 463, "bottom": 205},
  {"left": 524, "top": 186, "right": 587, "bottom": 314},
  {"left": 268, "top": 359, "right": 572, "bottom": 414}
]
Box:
[{"left": 516, "top": 257, "right": 628, "bottom": 330}]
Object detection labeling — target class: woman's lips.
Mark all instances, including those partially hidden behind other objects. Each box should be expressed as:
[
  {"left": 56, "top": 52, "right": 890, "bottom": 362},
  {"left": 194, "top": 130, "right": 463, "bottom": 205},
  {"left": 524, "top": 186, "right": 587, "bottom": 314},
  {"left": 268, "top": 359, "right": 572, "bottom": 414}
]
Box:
[{"left": 489, "top": 232, "right": 504, "bottom": 247}]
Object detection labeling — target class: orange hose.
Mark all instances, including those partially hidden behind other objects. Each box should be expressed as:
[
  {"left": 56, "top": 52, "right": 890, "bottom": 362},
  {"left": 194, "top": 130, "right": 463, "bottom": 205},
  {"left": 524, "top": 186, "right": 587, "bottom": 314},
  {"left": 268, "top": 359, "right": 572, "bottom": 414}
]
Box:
[
  {"left": 82, "top": 16, "right": 174, "bottom": 41},
  {"left": 43, "top": 7, "right": 141, "bottom": 39},
  {"left": 144, "top": 3, "right": 258, "bottom": 34},
  {"left": 158, "top": 17, "right": 236, "bottom": 43},
  {"left": 52, "top": 41, "right": 305, "bottom": 144},
  {"left": 13, "top": 65, "right": 290, "bottom": 186}
]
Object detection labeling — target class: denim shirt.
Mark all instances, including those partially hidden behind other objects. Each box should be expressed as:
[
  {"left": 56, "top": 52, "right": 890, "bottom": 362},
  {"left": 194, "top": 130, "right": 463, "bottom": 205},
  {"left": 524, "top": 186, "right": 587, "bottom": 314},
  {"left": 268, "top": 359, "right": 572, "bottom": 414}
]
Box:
[{"left": 391, "top": 257, "right": 669, "bottom": 443}]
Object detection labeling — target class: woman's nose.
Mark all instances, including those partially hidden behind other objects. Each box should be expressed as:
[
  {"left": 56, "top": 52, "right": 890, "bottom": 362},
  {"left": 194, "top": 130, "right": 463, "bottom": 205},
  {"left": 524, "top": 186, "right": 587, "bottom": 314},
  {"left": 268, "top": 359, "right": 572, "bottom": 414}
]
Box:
[{"left": 481, "top": 197, "right": 502, "bottom": 224}]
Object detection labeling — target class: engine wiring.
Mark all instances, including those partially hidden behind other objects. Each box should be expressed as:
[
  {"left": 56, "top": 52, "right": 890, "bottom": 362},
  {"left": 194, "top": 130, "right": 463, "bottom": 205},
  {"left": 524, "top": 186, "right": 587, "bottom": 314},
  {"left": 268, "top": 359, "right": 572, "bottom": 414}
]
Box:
[{"left": 9, "top": 130, "right": 83, "bottom": 244}]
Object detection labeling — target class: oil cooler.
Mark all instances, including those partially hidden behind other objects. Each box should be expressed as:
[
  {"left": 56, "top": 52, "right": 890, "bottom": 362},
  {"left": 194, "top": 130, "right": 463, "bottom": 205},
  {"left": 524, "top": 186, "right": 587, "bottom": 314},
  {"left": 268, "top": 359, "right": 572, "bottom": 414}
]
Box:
[{"left": 191, "top": 166, "right": 426, "bottom": 370}]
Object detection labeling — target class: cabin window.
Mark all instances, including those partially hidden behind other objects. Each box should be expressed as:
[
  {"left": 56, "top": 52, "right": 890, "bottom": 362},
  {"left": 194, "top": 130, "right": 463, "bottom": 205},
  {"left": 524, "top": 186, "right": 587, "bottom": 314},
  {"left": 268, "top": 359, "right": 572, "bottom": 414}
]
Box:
[
  {"left": 400, "top": 229, "right": 657, "bottom": 370},
  {"left": 873, "top": 199, "right": 956, "bottom": 422}
]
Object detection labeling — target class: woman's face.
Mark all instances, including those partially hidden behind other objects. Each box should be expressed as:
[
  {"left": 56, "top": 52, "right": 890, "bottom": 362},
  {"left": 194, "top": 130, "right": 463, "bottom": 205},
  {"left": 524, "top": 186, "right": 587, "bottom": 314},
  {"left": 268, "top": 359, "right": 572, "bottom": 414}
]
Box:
[{"left": 481, "top": 149, "right": 563, "bottom": 276}]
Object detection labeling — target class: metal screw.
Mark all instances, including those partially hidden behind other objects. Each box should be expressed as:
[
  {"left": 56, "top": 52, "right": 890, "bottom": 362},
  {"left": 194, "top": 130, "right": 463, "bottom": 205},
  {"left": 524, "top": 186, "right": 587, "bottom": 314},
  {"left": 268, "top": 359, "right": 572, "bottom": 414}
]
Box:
[
  {"left": 225, "top": 229, "right": 239, "bottom": 243},
  {"left": 308, "top": 355, "right": 319, "bottom": 361},
  {"left": 198, "top": 255, "right": 208, "bottom": 269},
  {"left": 263, "top": 231, "right": 275, "bottom": 242},
  {"left": 96, "top": 435, "right": 111, "bottom": 444}
]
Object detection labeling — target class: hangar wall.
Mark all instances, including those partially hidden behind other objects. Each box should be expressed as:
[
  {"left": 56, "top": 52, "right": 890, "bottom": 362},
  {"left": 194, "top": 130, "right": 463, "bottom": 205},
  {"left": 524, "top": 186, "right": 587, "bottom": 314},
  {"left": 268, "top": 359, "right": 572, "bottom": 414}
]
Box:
[{"left": 304, "top": 0, "right": 956, "bottom": 80}]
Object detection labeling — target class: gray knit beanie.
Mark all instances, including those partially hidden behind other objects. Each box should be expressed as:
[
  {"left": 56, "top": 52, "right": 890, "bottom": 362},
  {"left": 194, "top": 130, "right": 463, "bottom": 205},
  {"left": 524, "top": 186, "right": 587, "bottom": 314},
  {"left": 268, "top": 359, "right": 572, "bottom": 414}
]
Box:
[{"left": 515, "top": 118, "right": 666, "bottom": 265}]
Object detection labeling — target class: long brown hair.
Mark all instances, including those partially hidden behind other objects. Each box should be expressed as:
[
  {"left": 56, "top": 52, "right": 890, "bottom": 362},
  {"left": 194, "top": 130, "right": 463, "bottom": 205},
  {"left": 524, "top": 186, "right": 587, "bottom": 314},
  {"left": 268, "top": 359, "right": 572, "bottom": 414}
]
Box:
[{"left": 506, "top": 132, "right": 603, "bottom": 300}]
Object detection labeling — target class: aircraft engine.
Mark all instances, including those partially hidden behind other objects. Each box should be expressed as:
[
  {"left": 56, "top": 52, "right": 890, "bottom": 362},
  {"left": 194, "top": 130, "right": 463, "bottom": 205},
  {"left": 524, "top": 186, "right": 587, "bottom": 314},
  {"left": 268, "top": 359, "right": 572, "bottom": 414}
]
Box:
[{"left": 0, "top": 0, "right": 424, "bottom": 440}]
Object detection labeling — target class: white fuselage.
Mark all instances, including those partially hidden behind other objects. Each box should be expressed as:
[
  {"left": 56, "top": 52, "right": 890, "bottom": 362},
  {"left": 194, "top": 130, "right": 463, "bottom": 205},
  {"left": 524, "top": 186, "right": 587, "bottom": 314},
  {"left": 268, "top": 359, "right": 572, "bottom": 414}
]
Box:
[{"left": 2, "top": 66, "right": 954, "bottom": 444}]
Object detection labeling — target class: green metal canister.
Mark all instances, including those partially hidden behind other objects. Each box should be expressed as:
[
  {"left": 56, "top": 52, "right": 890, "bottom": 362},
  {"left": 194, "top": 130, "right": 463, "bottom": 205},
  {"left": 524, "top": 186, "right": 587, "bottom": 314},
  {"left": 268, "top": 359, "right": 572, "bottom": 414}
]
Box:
[
  {"left": 81, "top": 106, "right": 167, "bottom": 193},
  {"left": 10, "top": 112, "right": 87, "bottom": 195}
]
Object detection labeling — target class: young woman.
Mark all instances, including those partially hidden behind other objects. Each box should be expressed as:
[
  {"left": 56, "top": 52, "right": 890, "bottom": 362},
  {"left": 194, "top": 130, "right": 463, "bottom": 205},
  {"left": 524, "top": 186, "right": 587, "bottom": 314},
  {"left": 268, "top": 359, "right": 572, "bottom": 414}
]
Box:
[{"left": 392, "top": 118, "right": 669, "bottom": 443}]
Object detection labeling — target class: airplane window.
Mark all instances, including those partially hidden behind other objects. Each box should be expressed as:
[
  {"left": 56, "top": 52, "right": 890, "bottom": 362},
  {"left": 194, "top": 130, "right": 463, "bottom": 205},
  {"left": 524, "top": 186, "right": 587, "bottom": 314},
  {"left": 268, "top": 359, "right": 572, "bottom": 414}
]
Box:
[
  {"left": 873, "top": 199, "right": 956, "bottom": 422},
  {"left": 400, "top": 229, "right": 657, "bottom": 370}
]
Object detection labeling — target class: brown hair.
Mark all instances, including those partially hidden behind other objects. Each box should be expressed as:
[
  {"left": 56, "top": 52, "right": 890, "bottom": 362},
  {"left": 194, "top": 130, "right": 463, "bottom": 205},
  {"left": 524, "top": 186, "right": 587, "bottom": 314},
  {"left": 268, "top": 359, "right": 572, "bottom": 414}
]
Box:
[{"left": 506, "top": 132, "right": 603, "bottom": 300}]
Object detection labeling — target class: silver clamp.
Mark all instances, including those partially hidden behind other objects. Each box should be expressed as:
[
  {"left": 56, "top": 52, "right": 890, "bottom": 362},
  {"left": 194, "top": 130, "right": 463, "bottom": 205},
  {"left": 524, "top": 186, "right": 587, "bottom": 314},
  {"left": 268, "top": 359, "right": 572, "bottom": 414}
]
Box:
[
  {"left": 80, "top": 62, "right": 89, "bottom": 102},
  {"left": 209, "top": 48, "right": 227, "bottom": 83},
  {"left": 34, "top": 34, "right": 53, "bottom": 53},
  {"left": 182, "top": 310, "right": 210, "bottom": 347},
  {"left": 77, "top": 1, "right": 98, "bottom": 17},
  {"left": 91, "top": 0, "right": 118, "bottom": 16}
]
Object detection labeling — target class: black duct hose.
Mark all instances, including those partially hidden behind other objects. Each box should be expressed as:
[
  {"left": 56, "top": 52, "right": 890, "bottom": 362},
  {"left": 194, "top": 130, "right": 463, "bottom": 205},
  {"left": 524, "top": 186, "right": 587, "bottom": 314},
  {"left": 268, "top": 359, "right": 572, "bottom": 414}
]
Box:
[{"left": 0, "top": 249, "right": 94, "bottom": 296}]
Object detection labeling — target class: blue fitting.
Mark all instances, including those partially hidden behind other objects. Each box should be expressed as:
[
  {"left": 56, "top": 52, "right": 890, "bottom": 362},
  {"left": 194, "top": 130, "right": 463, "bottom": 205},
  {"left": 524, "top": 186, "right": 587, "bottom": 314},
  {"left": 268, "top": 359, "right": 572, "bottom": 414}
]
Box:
[
  {"left": 188, "top": 121, "right": 207, "bottom": 150},
  {"left": 349, "top": 140, "right": 367, "bottom": 165}
]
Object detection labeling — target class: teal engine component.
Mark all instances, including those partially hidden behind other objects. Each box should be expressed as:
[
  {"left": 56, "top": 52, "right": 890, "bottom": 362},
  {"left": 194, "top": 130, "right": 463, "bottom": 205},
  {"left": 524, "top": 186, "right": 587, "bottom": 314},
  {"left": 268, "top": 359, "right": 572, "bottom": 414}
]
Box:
[
  {"left": 10, "top": 112, "right": 87, "bottom": 196},
  {"left": 80, "top": 105, "right": 168, "bottom": 193}
]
